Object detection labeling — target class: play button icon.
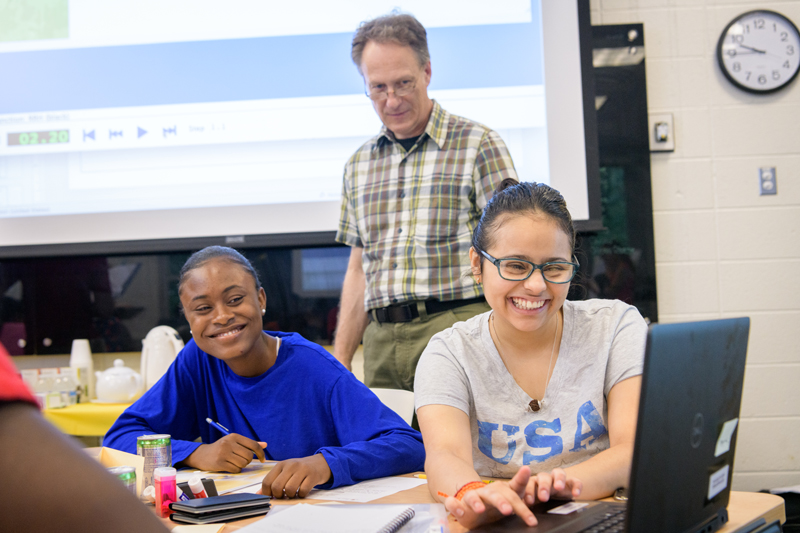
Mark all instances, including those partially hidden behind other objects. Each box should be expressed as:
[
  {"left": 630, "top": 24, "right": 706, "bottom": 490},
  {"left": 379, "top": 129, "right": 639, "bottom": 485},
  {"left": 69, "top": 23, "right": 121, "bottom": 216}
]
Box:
[{"left": 137, "top": 127, "right": 147, "bottom": 138}]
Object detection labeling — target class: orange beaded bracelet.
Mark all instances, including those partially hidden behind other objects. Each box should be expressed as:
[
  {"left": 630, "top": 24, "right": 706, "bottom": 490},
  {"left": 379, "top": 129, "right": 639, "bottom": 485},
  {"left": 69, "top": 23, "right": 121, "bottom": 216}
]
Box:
[{"left": 455, "top": 481, "right": 487, "bottom": 501}]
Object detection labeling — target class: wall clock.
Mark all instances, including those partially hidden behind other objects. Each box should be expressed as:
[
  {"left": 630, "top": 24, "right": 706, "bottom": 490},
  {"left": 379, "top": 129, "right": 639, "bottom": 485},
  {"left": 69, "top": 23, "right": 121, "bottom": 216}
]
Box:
[{"left": 717, "top": 10, "right": 800, "bottom": 94}]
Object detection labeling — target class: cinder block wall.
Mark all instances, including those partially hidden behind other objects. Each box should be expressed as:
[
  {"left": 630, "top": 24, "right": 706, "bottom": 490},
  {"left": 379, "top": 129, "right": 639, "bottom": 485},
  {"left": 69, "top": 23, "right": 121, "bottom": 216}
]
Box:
[{"left": 591, "top": 0, "right": 800, "bottom": 491}]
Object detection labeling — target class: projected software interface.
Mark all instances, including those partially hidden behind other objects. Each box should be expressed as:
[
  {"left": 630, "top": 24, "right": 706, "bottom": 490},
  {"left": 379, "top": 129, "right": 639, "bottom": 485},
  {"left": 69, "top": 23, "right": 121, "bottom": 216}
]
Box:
[{"left": 0, "top": 0, "right": 547, "bottom": 221}]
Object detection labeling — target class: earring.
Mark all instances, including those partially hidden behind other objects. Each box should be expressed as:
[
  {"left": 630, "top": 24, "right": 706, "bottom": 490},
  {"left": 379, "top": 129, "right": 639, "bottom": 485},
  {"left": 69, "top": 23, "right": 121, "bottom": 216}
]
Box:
[
  {"left": 189, "top": 330, "right": 193, "bottom": 335},
  {"left": 261, "top": 309, "right": 266, "bottom": 315}
]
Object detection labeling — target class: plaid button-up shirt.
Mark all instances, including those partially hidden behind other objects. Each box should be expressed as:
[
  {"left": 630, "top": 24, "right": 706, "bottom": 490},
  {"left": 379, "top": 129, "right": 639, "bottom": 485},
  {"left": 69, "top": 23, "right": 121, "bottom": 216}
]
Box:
[{"left": 336, "top": 101, "right": 518, "bottom": 311}]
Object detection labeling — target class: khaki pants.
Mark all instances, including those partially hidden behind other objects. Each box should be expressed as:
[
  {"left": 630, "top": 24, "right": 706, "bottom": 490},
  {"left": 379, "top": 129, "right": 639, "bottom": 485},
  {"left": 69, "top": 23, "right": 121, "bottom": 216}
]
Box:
[{"left": 363, "top": 301, "right": 491, "bottom": 428}]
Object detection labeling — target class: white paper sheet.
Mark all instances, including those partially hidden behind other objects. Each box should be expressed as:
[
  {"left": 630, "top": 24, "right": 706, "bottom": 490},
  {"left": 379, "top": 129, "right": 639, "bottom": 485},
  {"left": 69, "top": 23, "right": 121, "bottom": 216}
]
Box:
[
  {"left": 770, "top": 483, "right": 800, "bottom": 495},
  {"left": 175, "top": 460, "right": 278, "bottom": 494},
  {"left": 714, "top": 418, "right": 739, "bottom": 457},
  {"left": 305, "top": 476, "right": 428, "bottom": 503},
  {"left": 707, "top": 464, "right": 730, "bottom": 500},
  {"left": 176, "top": 460, "right": 278, "bottom": 482},
  {"left": 172, "top": 525, "right": 225, "bottom": 533},
  {"left": 237, "top": 503, "right": 450, "bottom": 533}
]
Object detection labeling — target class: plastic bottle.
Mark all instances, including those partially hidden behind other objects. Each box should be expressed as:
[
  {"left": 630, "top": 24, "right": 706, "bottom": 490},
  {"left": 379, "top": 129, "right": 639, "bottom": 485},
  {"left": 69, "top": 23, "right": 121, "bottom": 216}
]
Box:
[
  {"left": 154, "top": 467, "right": 177, "bottom": 518},
  {"left": 20, "top": 369, "right": 39, "bottom": 391},
  {"left": 69, "top": 339, "right": 94, "bottom": 402},
  {"left": 34, "top": 368, "right": 63, "bottom": 409},
  {"left": 58, "top": 367, "right": 79, "bottom": 406},
  {"left": 33, "top": 369, "right": 52, "bottom": 393},
  {"left": 53, "top": 369, "right": 71, "bottom": 406},
  {"left": 25, "top": 369, "right": 46, "bottom": 409}
]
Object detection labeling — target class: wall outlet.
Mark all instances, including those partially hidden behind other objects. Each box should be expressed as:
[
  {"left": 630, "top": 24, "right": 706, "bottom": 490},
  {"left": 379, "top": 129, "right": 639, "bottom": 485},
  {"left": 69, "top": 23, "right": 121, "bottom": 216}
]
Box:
[{"left": 759, "top": 167, "right": 777, "bottom": 196}]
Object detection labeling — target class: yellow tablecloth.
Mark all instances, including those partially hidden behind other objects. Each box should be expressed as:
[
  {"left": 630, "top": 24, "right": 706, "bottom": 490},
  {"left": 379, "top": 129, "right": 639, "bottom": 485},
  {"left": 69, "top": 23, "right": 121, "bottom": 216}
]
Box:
[{"left": 43, "top": 402, "right": 131, "bottom": 436}]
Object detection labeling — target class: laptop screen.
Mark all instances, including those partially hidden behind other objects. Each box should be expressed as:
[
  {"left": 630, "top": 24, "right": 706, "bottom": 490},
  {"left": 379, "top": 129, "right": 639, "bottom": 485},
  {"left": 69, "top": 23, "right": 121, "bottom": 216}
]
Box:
[{"left": 626, "top": 318, "right": 750, "bottom": 533}]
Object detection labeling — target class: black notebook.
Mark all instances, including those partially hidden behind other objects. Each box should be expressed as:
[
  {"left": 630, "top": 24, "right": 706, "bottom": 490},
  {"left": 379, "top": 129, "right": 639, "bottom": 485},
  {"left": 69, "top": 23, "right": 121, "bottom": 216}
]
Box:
[{"left": 169, "top": 493, "right": 272, "bottom": 525}]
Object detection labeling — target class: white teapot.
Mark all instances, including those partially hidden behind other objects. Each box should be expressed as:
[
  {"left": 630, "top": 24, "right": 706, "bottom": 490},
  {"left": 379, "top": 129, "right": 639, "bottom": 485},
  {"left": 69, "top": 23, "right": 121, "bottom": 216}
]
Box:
[{"left": 95, "top": 359, "right": 143, "bottom": 403}]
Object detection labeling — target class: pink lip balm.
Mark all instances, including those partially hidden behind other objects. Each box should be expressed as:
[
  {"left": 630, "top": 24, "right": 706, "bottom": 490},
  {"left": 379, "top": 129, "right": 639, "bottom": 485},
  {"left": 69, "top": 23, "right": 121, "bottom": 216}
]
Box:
[{"left": 154, "top": 467, "right": 177, "bottom": 518}]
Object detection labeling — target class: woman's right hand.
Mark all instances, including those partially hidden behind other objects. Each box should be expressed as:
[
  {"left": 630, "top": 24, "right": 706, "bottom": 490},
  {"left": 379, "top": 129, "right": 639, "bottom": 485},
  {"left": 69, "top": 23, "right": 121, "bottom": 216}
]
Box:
[
  {"left": 183, "top": 434, "right": 267, "bottom": 473},
  {"left": 524, "top": 467, "right": 582, "bottom": 506},
  {"left": 443, "top": 466, "right": 539, "bottom": 529}
]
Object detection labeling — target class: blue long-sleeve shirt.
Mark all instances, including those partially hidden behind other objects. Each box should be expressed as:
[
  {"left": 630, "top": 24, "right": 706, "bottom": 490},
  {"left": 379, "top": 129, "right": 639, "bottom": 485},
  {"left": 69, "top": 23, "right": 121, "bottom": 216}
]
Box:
[{"left": 104, "top": 331, "right": 425, "bottom": 488}]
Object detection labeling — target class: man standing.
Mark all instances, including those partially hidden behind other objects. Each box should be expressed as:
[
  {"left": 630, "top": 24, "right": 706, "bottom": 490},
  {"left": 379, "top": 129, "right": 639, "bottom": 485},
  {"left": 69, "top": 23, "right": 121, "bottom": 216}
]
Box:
[{"left": 334, "top": 13, "right": 518, "bottom": 400}]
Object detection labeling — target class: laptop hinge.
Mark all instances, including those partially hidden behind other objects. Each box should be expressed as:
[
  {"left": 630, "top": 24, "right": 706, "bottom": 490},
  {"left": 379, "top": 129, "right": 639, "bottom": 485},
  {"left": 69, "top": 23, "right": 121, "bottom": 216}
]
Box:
[{"left": 689, "top": 508, "right": 728, "bottom": 533}]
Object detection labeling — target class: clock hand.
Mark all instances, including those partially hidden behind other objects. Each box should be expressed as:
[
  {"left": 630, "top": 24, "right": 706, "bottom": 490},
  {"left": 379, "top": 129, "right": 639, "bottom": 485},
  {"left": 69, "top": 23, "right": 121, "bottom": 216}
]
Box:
[{"left": 738, "top": 43, "right": 766, "bottom": 54}]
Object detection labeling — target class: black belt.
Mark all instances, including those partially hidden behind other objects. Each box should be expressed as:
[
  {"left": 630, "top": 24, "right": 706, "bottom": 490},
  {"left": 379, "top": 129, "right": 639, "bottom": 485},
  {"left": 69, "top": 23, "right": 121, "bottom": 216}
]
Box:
[{"left": 369, "top": 296, "right": 485, "bottom": 324}]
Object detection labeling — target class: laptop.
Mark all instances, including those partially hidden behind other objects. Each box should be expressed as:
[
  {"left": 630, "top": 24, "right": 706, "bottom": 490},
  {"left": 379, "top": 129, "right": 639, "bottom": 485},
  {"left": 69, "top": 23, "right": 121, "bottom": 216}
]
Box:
[{"left": 474, "top": 317, "right": 751, "bottom": 533}]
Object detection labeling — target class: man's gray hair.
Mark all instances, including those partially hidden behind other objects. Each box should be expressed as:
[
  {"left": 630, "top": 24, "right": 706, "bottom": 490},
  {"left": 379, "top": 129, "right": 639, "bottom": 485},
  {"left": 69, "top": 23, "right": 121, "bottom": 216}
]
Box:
[{"left": 351, "top": 13, "right": 430, "bottom": 72}]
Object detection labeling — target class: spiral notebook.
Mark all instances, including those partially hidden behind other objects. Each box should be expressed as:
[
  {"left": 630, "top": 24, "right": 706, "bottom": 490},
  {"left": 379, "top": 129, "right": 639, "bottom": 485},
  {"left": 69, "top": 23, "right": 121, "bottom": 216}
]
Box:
[{"left": 237, "top": 503, "right": 445, "bottom": 533}]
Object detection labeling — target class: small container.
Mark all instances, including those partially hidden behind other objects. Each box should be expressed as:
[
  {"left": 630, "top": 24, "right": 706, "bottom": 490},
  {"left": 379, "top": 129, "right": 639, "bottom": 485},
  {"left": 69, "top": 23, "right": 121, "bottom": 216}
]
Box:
[
  {"left": 154, "top": 467, "right": 177, "bottom": 518},
  {"left": 137, "top": 434, "right": 172, "bottom": 492},
  {"left": 108, "top": 466, "right": 137, "bottom": 495},
  {"left": 72, "top": 366, "right": 90, "bottom": 403},
  {"left": 20, "top": 369, "right": 39, "bottom": 390},
  {"left": 35, "top": 369, "right": 63, "bottom": 409},
  {"left": 32, "top": 392, "right": 48, "bottom": 410},
  {"left": 58, "top": 367, "right": 79, "bottom": 406},
  {"left": 142, "top": 485, "right": 156, "bottom": 504},
  {"left": 188, "top": 475, "right": 208, "bottom": 499},
  {"left": 34, "top": 368, "right": 56, "bottom": 394},
  {"left": 70, "top": 339, "right": 94, "bottom": 401}
]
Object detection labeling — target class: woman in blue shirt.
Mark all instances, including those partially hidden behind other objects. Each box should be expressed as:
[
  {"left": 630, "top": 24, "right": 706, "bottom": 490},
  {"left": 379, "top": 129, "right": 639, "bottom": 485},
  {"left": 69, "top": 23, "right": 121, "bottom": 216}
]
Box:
[{"left": 105, "top": 246, "right": 425, "bottom": 498}]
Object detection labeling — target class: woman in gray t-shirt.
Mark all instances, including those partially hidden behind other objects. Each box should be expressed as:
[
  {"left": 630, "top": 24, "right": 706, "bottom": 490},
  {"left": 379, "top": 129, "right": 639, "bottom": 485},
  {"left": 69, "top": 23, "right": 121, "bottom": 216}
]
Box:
[{"left": 415, "top": 181, "right": 647, "bottom": 529}]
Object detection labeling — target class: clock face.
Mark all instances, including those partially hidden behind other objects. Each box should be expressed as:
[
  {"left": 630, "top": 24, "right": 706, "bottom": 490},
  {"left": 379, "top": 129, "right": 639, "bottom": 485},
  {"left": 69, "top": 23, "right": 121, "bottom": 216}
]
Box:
[{"left": 717, "top": 10, "right": 800, "bottom": 93}]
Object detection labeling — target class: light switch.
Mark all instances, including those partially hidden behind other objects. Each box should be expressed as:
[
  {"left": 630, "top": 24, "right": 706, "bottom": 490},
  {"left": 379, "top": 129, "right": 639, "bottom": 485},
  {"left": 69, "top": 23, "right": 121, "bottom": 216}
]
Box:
[
  {"left": 648, "top": 113, "right": 675, "bottom": 152},
  {"left": 655, "top": 122, "right": 669, "bottom": 142}
]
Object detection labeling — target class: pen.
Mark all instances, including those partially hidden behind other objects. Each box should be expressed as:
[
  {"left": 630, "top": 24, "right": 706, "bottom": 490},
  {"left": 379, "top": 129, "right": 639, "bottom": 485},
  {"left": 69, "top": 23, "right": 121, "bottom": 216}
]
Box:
[
  {"left": 206, "top": 417, "right": 230, "bottom": 435},
  {"left": 206, "top": 418, "right": 268, "bottom": 462},
  {"left": 416, "top": 473, "right": 493, "bottom": 484},
  {"left": 220, "top": 481, "right": 263, "bottom": 495}
]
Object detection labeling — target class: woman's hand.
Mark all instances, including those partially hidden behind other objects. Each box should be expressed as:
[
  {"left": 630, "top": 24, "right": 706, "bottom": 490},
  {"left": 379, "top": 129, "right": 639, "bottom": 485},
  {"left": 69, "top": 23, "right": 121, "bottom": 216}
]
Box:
[
  {"left": 259, "top": 454, "right": 332, "bottom": 499},
  {"left": 443, "top": 466, "right": 534, "bottom": 528},
  {"left": 523, "top": 467, "right": 582, "bottom": 506},
  {"left": 183, "top": 434, "right": 267, "bottom": 473},
  {"left": 443, "top": 466, "right": 582, "bottom": 529}
]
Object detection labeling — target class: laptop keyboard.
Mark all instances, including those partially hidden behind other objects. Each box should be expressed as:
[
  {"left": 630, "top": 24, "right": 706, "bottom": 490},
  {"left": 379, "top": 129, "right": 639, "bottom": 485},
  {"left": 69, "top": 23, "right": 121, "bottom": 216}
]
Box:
[{"left": 580, "top": 506, "right": 627, "bottom": 533}]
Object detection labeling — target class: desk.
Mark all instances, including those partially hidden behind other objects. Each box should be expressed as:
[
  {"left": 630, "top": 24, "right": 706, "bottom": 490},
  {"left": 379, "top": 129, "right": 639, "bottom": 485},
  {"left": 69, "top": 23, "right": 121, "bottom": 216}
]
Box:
[
  {"left": 43, "top": 402, "right": 130, "bottom": 437},
  {"left": 161, "top": 480, "right": 785, "bottom": 532}
]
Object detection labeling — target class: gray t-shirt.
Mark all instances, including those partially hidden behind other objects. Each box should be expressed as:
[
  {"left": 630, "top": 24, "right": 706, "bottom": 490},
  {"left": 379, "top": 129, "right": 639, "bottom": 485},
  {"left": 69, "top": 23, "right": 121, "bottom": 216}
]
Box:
[{"left": 414, "top": 299, "right": 647, "bottom": 478}]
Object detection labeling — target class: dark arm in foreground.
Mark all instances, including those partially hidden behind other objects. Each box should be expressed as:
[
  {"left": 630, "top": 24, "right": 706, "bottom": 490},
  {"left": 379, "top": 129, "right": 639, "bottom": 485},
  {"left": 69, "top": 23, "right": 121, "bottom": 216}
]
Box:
[{"left": 0, "top": 402, "right": 169, "bottom": 533}]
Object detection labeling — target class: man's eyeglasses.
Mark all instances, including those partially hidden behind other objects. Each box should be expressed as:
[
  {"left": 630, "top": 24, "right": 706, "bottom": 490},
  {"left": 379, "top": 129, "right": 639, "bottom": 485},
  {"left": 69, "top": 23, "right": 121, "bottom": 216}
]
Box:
[
  {"left": 480, "top": 250, "right": 579, "bottom": 284},
  {"left": 365, "top": 78, "right": 417, "bottom": 101}
]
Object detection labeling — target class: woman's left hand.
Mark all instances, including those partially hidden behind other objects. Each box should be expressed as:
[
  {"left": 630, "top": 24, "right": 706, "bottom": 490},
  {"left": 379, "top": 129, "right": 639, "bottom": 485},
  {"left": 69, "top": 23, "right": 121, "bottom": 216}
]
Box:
[
  {"left": 443, "top": 467, "right": 583, "bottom": 529},
  {"left": 443, "top": 466, "right": 537, "bottom": 528},
  {"left": 258, "top": 453, "right": 332, "bottom": 499},
  {"left": 522, "top": 467, "right": 583, "bottom": 506}
]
